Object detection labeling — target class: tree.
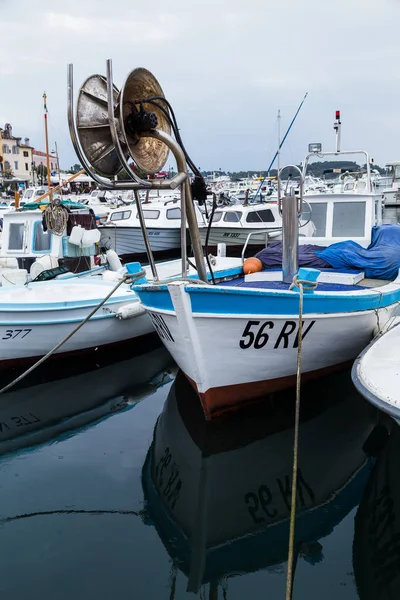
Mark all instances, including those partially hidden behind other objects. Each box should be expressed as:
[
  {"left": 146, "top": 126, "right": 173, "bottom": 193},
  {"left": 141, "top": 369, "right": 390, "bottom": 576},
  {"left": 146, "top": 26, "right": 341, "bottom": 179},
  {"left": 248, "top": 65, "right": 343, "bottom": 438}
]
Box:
[
  {"left": 68, "top": 163, "right": 82, "bottom": 174},
  {"left": 36, "top": 164, "right": 48, "bottom": 184},
  {"left": 3, "top": 163, "right": 14, "bottom": 179}
]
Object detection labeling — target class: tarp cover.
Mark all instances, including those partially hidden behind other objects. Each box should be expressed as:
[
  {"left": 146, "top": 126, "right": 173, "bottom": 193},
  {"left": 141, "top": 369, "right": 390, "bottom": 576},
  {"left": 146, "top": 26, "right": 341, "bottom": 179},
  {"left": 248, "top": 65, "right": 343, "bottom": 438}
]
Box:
[
  {"left": 255, "top": 225, "right": 400, "bottom": 280},
  {"left": 256, "top": 241, "right": 331, "bottom": 270},
  {"left": 315, "top": 225, "right": 400, "bottom": 280}
]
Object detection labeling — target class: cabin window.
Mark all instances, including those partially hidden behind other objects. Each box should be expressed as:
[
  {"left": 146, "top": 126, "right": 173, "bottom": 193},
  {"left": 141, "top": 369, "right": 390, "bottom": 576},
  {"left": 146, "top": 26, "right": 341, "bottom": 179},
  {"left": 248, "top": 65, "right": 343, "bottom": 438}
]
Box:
[
  {"left": 394, "top": 166, "right": 400, "bottom": 181},
  {"left": 332, "top": 202, "right": 366, "bottom": 237},
  {"left": 33, "top": 221, "right": 51, "bottom": 252},
  {"left": 223, "top": 211, "right": 242, "bottom": 222},
  {"left": 8, "top": 223, "right": 24, "bottom": 250},
  {"left": 136, "top": 210, "right": 160, "bottom": 220},
  {"left": 356, "top": 181, "right": 366, "bottom": 192},
  {"left": 305, "top": 202, "right": 327, "bottom": 236},
  {"left": 211, "top": 211, "right": 223, "bottom": 222},
  {"left": 35, "top": 190, "right": 45, "bottom": 197},
  {"left": 166, "top": 208, "right": 181, "bottom": 220},
  {"left": 25, "top": 190, "right": 33, "bottom": 199},
  {"left": 110, "top": 210, "right": 132, "bottom": 221},
  {"left": 246, "top": 209, "right": 275, "bottom": 223},
  {"left": 344, "top": 182, "right": 355, "bottom": 191}
]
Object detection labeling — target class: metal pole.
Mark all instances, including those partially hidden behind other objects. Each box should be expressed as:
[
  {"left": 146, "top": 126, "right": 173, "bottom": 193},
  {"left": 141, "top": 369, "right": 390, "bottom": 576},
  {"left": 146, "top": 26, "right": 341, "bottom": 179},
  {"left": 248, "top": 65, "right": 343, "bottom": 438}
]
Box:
[
  {"left": 279, "top": 165, "right": 303, "bottom": 284},
  {"left": 134, "top": 189, "right": 159, "bottom": 281},
  {"left": 43, "top": 93, "right": 52, "bottom": 201},
  {"left": 282, "top": 191, "right": 299, "bottom": 283},
  {"left": 180, "top": 181, "right": 187, "bottom": 278}
]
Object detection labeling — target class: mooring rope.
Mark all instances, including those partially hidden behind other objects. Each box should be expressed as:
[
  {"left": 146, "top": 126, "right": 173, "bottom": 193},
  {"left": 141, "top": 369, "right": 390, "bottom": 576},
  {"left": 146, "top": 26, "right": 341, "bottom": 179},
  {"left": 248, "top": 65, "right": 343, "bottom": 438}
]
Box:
[
  {"left": 44, "top": 203, "right": 68, "bottom": 236},
  {"left": 0, "top": 270, "right": 145, "bottom": 395},
  {"left": 285, "top": 275, "right": 316, "bottom": 600}
]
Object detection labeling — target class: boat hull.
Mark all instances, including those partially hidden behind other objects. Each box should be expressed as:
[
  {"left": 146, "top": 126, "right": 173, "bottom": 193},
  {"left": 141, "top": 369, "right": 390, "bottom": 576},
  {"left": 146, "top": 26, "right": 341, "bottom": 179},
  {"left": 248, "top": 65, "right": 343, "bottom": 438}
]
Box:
[
  {"left": 134, "top": 280, "right": 400, "bottom": 418},
  {"left": 0, "top": 280, "right": 154, "bottom": 365},
  {"left": 99, "top": 226, "right": 183, "bottom": 259}
]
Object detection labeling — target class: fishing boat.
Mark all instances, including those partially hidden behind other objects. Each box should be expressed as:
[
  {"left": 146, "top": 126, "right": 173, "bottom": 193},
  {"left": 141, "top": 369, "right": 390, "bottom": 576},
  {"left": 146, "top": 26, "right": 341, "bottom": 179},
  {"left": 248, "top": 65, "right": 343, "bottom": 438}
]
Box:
[
  {"left": 200, "top": 201, "right": 315, "bottom": 255},
  {"left": 0, "top": 276, "right": 155, "bottom": 368},
  {"left": 382, "top": 161, "right": 400, "bottom": 206},
  {"left": 98, "top": 198, "right": 205, "bottom": 260},
  {"left": 352, "top": 319, "right": 400, "bottom": 425},
  {"left": 133, "top": 122, "right": 398, "bottom": 417},
  {"left": 142, "top": 370, "right": 376, "bottom": 594},
  {"left": 64, "top": 62, "right": 400, "bottom": 419}
]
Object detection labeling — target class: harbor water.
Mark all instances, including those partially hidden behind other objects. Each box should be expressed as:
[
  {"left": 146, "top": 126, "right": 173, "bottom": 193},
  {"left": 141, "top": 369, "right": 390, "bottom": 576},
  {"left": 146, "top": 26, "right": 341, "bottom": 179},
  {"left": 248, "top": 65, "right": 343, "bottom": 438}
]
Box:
[{"left": 1, "top": 208, "right": 400, "bottom": 600}]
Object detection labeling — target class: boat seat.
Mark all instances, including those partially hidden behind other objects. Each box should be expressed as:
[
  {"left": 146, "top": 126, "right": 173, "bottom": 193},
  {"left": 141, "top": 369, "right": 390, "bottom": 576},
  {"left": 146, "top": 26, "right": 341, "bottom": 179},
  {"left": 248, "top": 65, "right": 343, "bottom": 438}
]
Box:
[{"left": 357, "top": 278, "right": 391, "bottom": 288}]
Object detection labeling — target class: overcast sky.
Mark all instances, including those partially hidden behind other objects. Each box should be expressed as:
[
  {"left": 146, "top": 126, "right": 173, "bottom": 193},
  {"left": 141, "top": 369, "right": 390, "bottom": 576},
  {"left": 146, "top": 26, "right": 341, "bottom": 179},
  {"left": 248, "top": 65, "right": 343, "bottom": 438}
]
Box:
[{"left": 1, "top": 0, "right": 400, "bottom": 173}]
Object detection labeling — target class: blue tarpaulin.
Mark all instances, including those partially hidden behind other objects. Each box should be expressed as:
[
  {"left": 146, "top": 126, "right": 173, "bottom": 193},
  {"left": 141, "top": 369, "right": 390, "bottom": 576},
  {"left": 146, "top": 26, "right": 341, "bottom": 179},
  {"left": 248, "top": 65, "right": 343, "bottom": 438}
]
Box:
[
  {"left": 315, "top": 225, "right": 400, "bottom": 280},
  {"left": 255, "top": 225, "right": 400, "bottom": 281}
]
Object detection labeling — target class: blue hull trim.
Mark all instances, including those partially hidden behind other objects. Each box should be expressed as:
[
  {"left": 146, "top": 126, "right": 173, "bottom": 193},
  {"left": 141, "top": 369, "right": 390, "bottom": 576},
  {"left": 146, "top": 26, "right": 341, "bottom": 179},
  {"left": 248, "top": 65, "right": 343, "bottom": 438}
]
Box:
[{"left": 134, "top": 283, "right": 400, "bottom": 316}]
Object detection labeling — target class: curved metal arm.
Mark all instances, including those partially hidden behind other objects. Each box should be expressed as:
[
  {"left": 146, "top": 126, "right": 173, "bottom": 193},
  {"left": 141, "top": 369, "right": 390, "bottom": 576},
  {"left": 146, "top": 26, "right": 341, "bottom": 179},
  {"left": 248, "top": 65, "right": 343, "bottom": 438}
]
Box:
[{"left": 278, "top": 164, "right": 304, "bottom": 217}]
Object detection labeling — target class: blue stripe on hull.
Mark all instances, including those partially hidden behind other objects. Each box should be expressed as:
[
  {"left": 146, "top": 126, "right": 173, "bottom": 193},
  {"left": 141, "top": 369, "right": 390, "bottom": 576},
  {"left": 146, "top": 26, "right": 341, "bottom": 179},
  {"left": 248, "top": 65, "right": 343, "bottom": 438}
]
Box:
[{"left": 134, "top": 283, "right": 400, "bottom": 315}]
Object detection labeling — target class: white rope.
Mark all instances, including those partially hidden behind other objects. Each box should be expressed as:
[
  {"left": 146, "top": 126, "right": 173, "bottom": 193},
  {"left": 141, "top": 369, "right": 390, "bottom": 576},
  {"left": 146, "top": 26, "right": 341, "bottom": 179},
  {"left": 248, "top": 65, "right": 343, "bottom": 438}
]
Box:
[
  {"left": 44, "top": 203, "right": 68, "bottom": 236},
  {"left": 285, "top": 275, "right": 314, "bottom": 600}
]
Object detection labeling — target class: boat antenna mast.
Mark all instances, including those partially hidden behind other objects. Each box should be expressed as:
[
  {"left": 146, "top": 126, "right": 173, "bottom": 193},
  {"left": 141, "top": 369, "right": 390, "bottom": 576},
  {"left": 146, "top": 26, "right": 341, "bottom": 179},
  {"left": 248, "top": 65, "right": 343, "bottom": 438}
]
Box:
[{"left": 334, "top": 110, "right": 341, "bottom": 153}]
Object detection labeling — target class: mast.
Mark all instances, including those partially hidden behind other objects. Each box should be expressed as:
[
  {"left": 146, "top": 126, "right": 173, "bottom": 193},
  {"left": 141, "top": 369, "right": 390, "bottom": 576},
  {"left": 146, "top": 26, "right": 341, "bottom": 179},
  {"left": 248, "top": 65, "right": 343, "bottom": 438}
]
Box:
[
  {"left": 254, "top": 93, "right": 308, "bottom": 200},
  {"left": 43, "top": 93, "right": 52, "bottom": 200}
]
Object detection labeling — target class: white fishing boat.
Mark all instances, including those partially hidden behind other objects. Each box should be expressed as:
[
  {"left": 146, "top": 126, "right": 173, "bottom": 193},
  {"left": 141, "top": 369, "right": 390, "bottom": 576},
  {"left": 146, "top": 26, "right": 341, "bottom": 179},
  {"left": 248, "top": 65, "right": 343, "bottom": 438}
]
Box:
[
  {"left": 64, "top": 62, "right": 400, "bottom": 419},
  {"left": 382, "top": 162, "right": 400, "bottom": 206},
  {"left": 142, "top": 370, "right": 376, "bottom": 593},
  {"left": 0, "top": 277, "right": 154, "bottom": 368},
  {"left": 133, "top": 123, "right": 398, "bottom": 417},
  {"left": 98, "top": 199, "right": 205, "bottom": 260},
  {"left": 352, "top": 319, "right": 400, "bottom": 425},
  {"left": 200, "top": 202, "right": 315, "bottom": 253}
]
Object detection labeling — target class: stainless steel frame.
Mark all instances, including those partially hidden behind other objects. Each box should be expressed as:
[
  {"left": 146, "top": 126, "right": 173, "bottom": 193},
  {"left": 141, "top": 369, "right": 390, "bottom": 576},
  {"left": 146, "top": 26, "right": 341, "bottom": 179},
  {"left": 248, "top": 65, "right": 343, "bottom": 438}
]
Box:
[{"left": 67, "top": 60, "right": 207, "bottom": 283}]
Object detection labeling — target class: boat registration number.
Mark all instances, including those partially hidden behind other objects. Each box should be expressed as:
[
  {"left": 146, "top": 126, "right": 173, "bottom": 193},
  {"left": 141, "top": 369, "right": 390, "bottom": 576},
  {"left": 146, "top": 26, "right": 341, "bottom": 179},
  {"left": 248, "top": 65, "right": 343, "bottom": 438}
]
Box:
[
  {"left": 239, "top": 320, "right": 315, "bottom": 350},
  {"left": 2, "top": 329, "right": 32, "bottom": 340}
]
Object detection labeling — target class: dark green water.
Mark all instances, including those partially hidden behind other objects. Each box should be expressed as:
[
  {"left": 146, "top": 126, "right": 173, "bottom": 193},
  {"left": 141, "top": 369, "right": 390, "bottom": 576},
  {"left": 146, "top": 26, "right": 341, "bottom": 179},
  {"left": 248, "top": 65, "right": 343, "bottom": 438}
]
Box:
[{"left": 0, "top": 342, "right": 395, "bottom": 600}]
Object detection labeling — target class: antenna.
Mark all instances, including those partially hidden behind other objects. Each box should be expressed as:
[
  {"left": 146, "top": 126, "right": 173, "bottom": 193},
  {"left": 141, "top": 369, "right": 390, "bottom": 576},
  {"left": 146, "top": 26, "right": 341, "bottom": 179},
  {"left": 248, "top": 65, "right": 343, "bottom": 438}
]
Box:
[{"left": 334, "top": 110, "right": 341, "bottom": 153}]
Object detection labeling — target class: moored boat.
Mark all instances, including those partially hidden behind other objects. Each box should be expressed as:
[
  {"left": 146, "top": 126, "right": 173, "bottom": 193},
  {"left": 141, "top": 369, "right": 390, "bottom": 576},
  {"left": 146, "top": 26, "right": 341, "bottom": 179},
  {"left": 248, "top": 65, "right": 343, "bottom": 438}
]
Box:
[{"left": 352, "top": 319, "right": 400, "bottom": 425}]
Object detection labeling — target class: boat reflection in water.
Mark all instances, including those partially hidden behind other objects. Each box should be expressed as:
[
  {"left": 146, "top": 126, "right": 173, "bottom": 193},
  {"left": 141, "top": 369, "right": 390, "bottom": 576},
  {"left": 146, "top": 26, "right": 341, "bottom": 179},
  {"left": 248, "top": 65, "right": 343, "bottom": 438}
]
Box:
[
  {"left": 0, "top": 344, "right": 175, "bottom": 456},
  {"left": 354, "top": 418, "right": 400, "bottom": 599},
  {"left": 142, "top": 369, "right": 379, "bottom": 595}
]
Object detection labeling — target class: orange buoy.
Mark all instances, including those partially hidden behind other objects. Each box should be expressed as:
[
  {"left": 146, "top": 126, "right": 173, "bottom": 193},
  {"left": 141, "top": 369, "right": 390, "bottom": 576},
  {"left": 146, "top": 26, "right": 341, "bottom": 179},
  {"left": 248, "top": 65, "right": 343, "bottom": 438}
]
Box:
[{"left": 243, "top": 257, "right": 262, "bottom": 275}]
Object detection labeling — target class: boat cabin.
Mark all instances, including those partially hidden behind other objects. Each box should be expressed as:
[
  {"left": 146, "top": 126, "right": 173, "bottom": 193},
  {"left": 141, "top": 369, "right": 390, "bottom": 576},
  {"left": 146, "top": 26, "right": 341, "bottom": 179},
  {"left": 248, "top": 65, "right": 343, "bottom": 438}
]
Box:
[
  {"left": 103, "top": 199, "right": 205, "bottom": 228},
  {"left": 1, "top": 208, "right": 99, "bottom": 271},
  {"left": 302, "top": 146, "right": 383, "bottom": 247}
]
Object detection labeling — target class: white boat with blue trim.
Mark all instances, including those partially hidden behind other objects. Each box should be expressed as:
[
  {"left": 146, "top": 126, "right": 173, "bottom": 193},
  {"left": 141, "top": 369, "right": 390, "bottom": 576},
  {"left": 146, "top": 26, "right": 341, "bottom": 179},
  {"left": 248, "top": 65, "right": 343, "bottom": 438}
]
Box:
[
  {"left": 64, "top": 61, "right": 400, "bottom": 418},
  {"left": 134, "top": 264, "right": 400, "bottom": 418},
  {"left": 0, "top": 277, "right": 154, "bottom": 368},
  {"left": 352, "top": 319, "right": 400, "bottom": 425}
]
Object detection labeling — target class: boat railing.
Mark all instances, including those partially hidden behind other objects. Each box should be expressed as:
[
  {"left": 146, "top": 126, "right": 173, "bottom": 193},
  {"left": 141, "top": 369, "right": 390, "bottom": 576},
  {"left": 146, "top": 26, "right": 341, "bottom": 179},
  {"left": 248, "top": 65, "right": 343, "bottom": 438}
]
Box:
[{"left": 241, "top": 227, "right": 282, "bottom": 264}]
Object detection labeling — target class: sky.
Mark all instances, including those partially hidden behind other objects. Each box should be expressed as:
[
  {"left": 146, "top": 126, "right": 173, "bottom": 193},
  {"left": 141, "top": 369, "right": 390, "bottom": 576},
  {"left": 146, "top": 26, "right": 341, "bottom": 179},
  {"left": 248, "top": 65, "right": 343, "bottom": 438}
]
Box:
[{"left": 1, "top": 0, "right": 400, "bottom": 173}]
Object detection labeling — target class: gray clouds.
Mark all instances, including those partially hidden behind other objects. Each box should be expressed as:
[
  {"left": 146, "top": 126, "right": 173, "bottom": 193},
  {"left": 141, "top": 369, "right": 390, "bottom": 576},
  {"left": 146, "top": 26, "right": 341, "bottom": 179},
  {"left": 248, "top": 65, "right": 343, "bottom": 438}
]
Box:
[{"left": 1, "top": 0, "right": 399, "bottom": 171}]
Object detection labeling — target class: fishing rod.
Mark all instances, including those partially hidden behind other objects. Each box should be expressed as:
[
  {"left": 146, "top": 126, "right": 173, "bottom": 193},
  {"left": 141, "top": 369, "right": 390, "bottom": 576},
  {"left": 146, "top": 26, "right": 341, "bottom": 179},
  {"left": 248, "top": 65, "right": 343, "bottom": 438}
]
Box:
[{"left": 253, "top": 92, "right": 308, "bottom": 201}]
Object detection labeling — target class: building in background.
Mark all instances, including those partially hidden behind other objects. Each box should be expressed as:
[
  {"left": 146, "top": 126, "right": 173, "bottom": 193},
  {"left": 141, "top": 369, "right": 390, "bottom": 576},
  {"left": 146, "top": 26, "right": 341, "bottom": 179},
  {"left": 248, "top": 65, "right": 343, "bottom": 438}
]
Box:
[{"left": 1, "top": 123, "right": 34, "bottom": 185}]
